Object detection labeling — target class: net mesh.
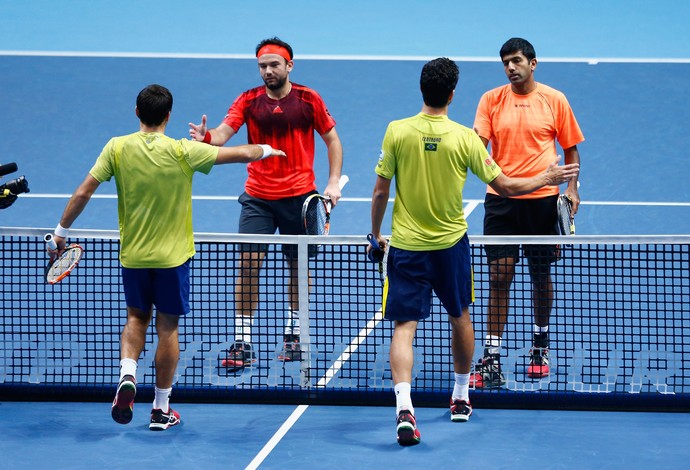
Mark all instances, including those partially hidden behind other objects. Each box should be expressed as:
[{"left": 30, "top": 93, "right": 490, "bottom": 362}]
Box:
[{"left": 1, "top": 228, "right": 689, "bottom": 410}]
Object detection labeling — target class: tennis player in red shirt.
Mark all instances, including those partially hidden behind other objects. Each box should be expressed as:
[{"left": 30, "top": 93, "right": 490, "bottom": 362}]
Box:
[{"left": 189, "top": 37, "right": 344, "bottom": 370}]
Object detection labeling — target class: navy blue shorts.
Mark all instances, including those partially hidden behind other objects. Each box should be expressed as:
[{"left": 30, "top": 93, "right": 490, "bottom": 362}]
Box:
[
  {"left": 483, "top": 193, "right": 559, "bottom": 264},
  {"left": 237, "top": 191, "right": 318, "bottom": 259},
  {"left": 122, "top": 259, "right": 191, "bottom": 316},
  {"left": 383, "top": 234, "right": 474, "bottom": 321}
]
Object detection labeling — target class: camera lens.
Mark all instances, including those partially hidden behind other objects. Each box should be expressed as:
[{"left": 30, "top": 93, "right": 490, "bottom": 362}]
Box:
[{"left": 2, "top": 176, "right": 30, "bottom": 195}]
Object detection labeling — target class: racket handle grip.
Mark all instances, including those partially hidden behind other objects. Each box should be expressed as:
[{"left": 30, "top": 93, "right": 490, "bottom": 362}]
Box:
[
  {"left": 338, "top": 174, "right": 349, "bottom": 190},
  {"left": 367, "top": 233, "right": 384, "bottom": 262},
  {"left": 367, "top": 233, "right": 380, "bottom": 250},
  {"left": 44, "top": 233, "right": 57, "bottom": 250}
]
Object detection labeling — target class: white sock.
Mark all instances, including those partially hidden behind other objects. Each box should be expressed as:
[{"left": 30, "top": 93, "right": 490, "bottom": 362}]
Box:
[
  {"left": 283, "top": 310, "right": 300, "bottom": 336},
  {"left": 120, "top": 358, "right": 137, "bottom": 381},
  {"left": 533, "top": 325, "right": 549, "bottom": 334},
  {"left": 153, "top": 387, "right": 172, "bottom": 412},
  {"left": 394, "top": 382, "right": 414, "bottom": 416},
  {"left": 235, "top": 316, "right": 253, "bottom": 344},
  {"left": 452, "top": 373, "right": 470, "bottom": 402},
  {"left": 484, "top": 335, "right": 502, "bottom": 355}
]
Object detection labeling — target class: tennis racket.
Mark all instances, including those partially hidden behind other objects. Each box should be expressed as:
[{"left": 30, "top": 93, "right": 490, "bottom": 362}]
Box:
[
  {"left": 556, "top": 194, "right": 575, "bottom": 235},
  {"left": 44, "top": 233, "right": 84, "bottom": 284},
  {"left": 302, "top": 175, "right": 349, "bottom": 236},
  {"left": 366, "top": 233, "right": 387, "bottom": 286}
]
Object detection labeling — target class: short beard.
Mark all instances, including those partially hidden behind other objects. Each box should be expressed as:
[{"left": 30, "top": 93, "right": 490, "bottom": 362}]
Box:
[{"left": 264, "top": 76, "right": 287, "bottom": 90}]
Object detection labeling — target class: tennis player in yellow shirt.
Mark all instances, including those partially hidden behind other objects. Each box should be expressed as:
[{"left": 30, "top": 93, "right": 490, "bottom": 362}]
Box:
[
  {"left": 49, "top": 84, "right": 284, "bottom": 431},
  {"left": 369, "top": 58, "right": 579, "bottom": 446}
]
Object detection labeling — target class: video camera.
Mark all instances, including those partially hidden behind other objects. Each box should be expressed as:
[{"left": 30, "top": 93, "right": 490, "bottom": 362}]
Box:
[{"left": 0, "top": 162, "right": 30, "bottom": 209}]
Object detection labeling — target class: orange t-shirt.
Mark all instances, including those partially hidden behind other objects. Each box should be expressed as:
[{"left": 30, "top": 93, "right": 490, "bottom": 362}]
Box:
[{"left": 474, "top": 83, "right": 584, "bottom": 198}]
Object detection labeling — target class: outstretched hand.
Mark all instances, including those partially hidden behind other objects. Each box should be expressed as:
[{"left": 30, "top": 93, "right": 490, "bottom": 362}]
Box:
[
  {"left": 264, "top": 148, "right": 286, "bottom": 159},
  {"left": 543, "top": 155, "right": 579, "bottom": 186},
  {"left": 188, "top": 115, "right": 208, "bottom": 142}
]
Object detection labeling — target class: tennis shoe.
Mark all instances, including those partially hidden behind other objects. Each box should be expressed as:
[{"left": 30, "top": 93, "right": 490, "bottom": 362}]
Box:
[
  {"left": 149, "top": 408, "right": 181, "bottom": 431},
  {"left": 450, "top": 398, "right": 473, "bottom": 422},
  {"left": 527, "top": 347, "right": 550, "bottom": 378},
  {"left": 469, "top": 354, "right": 506, "bottom": 389},
  {"left": 278, "top": 334, "right": 303, "bottom": 362},
  {"left": 221, "top": 341, "right": 256, "bottom": 370},
  {"left": 111, "top": 375, "right": 136, "bottom": 425},
  {"left": 396, "top": 410, "right": 421, "bottom": 446}
]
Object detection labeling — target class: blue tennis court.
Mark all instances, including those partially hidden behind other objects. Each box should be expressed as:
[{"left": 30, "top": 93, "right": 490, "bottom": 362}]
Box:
[{"left": 2, "top": 2, "right": 690, "bottom": 469}]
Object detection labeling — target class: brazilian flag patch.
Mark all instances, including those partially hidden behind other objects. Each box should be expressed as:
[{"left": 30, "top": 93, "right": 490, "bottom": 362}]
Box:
[{"left": 424, "top": 143, "right": 437, "bottom": 151}]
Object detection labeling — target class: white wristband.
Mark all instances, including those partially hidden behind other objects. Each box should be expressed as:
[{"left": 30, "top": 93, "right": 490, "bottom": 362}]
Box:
[
  {"left": 258, "top": 144, "right": 272, "bottom": 159},
  {"left": 54, "top": 223, "right": 69, "bottom": 238}
]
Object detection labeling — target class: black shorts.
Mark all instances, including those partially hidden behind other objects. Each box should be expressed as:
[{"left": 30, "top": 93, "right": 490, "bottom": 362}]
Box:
[
  {"left": 237, "top": 191, "right": 318, "bottom": 258},
  {"left": 483, "top": 193, "right": 559, "bottom": 265}
]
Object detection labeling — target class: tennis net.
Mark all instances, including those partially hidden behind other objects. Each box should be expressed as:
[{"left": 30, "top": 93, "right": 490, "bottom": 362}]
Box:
[{"left": 1, "top": 227, "right": 688, "bottom": 411}]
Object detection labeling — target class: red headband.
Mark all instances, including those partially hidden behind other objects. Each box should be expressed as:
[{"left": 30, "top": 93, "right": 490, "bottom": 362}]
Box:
[{"left": 257, "top": 44, "right": 292, "bottom": 62}]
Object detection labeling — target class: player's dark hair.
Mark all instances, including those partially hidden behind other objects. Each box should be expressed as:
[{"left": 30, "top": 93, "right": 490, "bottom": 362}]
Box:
[
  {"left": 255, "top": 37, "right": 294, "bottom": 61},
  {"left": 500, "top": 37, "right": 536, "bottom": 61},
  {"left": 420, "top": 57, "right": 459, "bottom": 108},
  {"left": 136, "top": 84, "right": 173, "bottom": 127}
]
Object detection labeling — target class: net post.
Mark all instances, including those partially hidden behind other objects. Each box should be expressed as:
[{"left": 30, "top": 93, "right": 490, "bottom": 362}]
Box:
[{"left": 297, "top": 237, "right": 312, "bottom": 388}]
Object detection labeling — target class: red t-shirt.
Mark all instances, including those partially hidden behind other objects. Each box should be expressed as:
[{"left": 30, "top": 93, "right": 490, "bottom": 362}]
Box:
[{"left": 223, "top": 83, "right": 336, "bottom": 200}]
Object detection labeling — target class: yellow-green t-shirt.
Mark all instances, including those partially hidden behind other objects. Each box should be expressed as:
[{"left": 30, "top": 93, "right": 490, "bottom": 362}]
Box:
[
  {"left": 89, "top": 132, "right": 218, "bottom": 268},
  {"left": 375, "top": 113, "right": 501, "bottom": 251}
]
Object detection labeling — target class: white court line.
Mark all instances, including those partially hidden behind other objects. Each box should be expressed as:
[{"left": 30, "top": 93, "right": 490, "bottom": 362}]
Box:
[
  {"left": 2, "top": 50, "right": 690, "bottom": 64},
  {"left": 245, "top": 404, "right": 309, "bottom": 470},
  {"left": 315, "top": 309, "right": 385, "bottom": 387},
  {"left": 245, "top": 312, "right": 385, "bottom": 468},
  {"left": 248, "top": 307, "right": 386, "bottom": 468},
  {"left": 464, "top": 200, "right": 481, "bottom": 214}
]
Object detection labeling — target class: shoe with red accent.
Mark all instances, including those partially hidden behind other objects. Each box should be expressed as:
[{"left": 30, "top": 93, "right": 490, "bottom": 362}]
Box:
[
  {"left": 396, "top": 410, "right": 421, "bottom": 446},
  {"left": 221, "top": 341, "right": 256, "bottom": 370},
  {"left": 149, "top": 408, "right": 181, "bottom": 431},
  {"left": 450, "top": 398, "right": 473, "bottom": 422},
  {"left": 469, "top": 354, "right": 505, "bottom": 389},
  {"left": 278, "top": 334, "right": 303, "bottom": 362},
  {"left": 527, "top": 347, "right": 550, "bottom": 378},
  {"left": 111, "top": 375, "right": 136, "bottom": 424}
]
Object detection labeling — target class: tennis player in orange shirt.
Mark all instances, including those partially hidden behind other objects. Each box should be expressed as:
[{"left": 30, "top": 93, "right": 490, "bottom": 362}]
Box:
[{"left": 471, "top": 38, "right": 584, "bottom": 388}]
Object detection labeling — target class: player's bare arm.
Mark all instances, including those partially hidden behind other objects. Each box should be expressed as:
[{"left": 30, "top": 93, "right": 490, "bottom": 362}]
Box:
[
  {"left": 321, "top": 127, "right": 344, "bottom": 206},
  {"left": 490, "top": 157, "right": 579, "bottom": 197},
  {"left": 563, "top": 145, "right": 581, "bottom": 213},
  {"left": 369, "top": 175, "right": 391, "bottom": 253}
]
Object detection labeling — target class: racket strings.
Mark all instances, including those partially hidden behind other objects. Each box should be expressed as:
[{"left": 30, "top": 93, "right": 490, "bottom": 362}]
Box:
[
  {"left": 50, "top": 252, "right": 76, "bottom": 273},
  {"left": 46, "top": 246, "right": 82, "bottom": 282},
  {"left": 305, "top": 199, "right": 328, "bottom": 235},
  {"left": 557, "top": 195, "right": 575, "bottom": 235}
]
